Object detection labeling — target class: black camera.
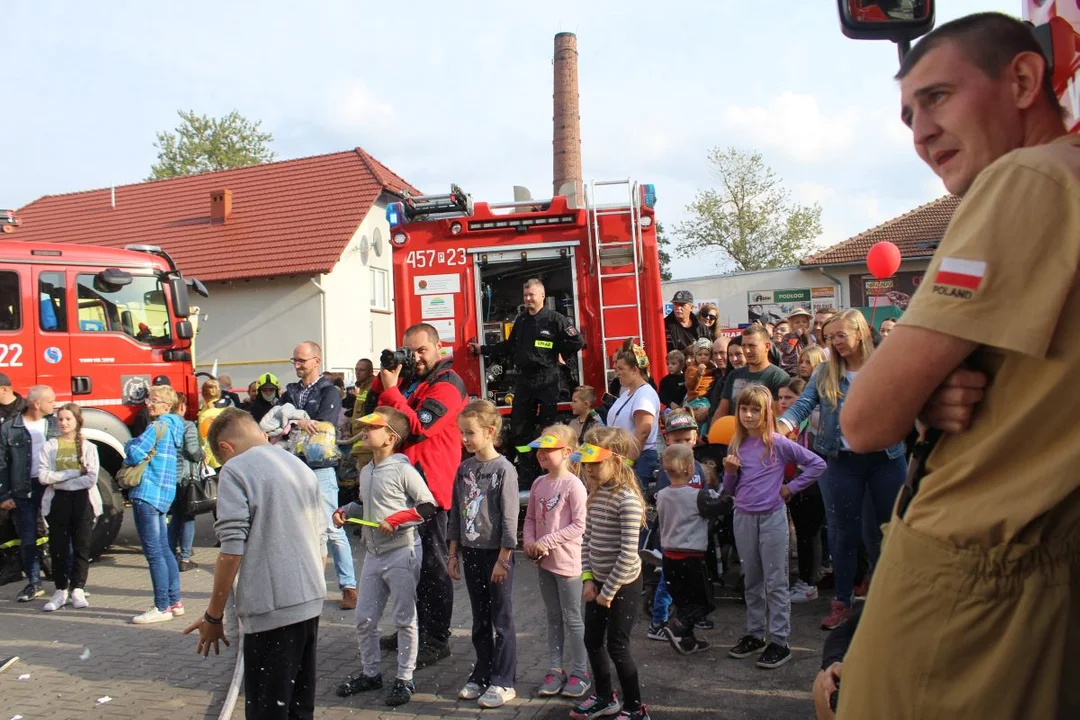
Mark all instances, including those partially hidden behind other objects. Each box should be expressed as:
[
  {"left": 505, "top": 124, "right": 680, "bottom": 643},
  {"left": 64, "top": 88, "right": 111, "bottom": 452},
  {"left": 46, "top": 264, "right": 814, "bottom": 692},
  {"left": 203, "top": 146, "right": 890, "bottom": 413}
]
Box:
[{"left": 380, "top": 347, "right": 416, "bottom": 375}]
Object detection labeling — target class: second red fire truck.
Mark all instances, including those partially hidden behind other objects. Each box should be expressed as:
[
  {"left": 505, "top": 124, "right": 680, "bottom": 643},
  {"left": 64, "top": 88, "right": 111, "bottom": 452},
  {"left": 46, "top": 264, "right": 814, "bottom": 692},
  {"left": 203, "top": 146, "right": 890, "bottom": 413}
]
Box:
[{"left": 385, "top": 180, "right": 666, "bottom": 413}]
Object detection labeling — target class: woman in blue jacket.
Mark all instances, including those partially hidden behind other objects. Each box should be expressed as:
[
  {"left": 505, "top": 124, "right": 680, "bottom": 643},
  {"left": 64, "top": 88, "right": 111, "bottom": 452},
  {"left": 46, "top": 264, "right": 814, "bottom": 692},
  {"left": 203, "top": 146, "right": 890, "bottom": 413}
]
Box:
[
  {"left": 777, "top": 309, "right": 906, "bottom": 632},
  {"left": 124, "top": 385, "right": 186, "bottom": 625}
]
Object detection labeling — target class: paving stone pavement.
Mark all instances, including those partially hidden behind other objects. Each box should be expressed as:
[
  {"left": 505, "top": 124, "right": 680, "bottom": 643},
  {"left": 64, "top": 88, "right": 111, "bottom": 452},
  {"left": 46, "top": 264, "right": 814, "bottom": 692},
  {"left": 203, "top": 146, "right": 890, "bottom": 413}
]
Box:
[{"left": 0, "top": 514, "right": 826, "bottom": 719}]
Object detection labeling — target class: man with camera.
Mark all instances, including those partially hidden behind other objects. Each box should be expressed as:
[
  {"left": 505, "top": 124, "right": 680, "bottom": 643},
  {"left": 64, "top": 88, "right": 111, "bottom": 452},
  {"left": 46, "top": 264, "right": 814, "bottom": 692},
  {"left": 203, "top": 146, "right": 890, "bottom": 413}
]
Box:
[
  {"left": 369, "top": 323, "right": 467, "bottom": 668},
  {"left": 468, "top": 278, "right": 583, "bottom": 479}
]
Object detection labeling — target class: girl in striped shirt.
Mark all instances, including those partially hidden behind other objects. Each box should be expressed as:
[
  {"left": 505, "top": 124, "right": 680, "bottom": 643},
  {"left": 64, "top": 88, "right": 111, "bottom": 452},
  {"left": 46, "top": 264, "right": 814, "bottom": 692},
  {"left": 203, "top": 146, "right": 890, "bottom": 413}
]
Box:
[{"left": 570, "top": 427, "right": 650, "bottom": 720}]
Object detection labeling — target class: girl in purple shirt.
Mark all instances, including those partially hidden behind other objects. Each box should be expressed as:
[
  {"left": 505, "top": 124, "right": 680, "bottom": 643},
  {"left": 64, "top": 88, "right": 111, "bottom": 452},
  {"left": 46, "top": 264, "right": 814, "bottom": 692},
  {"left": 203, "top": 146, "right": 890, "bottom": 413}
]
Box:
[{"left": 723, "top": 385, "right": 825, "bottom": 670}]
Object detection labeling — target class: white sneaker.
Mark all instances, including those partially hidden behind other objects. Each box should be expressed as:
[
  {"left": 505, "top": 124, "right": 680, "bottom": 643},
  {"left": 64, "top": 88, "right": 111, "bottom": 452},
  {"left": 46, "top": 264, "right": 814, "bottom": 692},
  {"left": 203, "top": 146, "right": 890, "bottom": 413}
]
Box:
[
  {"left": 459, "top": 681, "right": 486, "bottom": 700},
  {"left": 791, "top": 583, "right": 819, "bottom": 604},
  {"left": 70, "top": 588, "right": 89, "bottom": 609},
  {"left": 43, "top": 589, "right": 68, "bottom": 612},
  {"left": 132, "top": 607, "right": 173, "bottom": 624},
  {"left": 477, "top": 685, "right": 516, "bottom": 708}
]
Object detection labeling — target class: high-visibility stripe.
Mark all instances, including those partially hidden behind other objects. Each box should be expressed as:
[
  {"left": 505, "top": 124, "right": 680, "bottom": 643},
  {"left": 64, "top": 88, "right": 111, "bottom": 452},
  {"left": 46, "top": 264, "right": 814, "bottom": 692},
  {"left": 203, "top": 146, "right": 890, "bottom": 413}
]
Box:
[{"left": 0, "top": 536, "right": 48, "bottom": 550}]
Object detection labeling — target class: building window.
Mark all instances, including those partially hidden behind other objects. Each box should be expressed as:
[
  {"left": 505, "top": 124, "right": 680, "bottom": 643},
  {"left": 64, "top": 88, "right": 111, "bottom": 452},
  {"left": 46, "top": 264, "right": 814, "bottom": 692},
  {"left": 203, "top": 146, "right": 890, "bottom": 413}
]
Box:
[
  {"left": 0, "top": 272, "right": 20, "bottom": 331},
  {"left": 370, "top": 268, "right": 389, "bottom": 310},
  {"left": 39, "top": 272, "right": 67, "bottom": 332}
]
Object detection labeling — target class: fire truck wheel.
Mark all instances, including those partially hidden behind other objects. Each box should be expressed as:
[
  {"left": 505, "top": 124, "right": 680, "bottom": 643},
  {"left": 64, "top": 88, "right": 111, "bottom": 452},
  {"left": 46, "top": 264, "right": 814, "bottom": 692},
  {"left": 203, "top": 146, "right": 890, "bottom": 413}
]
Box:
[{"left": 90, "top": 468, "right": 124, "bottom": 560}]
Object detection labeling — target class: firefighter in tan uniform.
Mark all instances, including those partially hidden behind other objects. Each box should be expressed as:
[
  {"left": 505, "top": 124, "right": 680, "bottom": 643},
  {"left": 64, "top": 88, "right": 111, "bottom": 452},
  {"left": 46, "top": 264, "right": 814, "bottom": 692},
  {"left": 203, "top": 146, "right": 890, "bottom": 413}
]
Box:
[{"left": 835, "top": 14, "right": 1080, "bottom": 720}]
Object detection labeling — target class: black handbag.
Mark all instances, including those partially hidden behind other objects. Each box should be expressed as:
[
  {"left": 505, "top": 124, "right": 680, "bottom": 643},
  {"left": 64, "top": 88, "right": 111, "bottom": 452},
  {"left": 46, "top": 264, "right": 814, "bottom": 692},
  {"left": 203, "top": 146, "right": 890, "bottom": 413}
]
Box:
[{"left": 182, "top": 467, "right": 217, "bottom": 516}]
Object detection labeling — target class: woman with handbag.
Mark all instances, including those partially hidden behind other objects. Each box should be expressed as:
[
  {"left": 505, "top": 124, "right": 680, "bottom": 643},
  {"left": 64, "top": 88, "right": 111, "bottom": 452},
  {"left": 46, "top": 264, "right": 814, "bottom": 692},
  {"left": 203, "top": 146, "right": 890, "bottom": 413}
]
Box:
[
  {"left": 38, "top": 403, "right": 103, "bottom": 612},
  {"left": 168, "top": 394, "right": 204, "bottom": 572},
  {"left": 123, "top": 385, "right": 187, "bottom": 624}
]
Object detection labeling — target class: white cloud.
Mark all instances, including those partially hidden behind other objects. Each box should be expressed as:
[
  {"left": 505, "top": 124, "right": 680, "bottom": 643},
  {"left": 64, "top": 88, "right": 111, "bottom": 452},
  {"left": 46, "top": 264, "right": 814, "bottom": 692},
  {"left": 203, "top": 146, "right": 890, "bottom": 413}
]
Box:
[
  {"left": 325, "top": 80, "right": 395, "bottom": 132},
  {"left": 725, "top": 92, "right": 861, "bottom": 163}
]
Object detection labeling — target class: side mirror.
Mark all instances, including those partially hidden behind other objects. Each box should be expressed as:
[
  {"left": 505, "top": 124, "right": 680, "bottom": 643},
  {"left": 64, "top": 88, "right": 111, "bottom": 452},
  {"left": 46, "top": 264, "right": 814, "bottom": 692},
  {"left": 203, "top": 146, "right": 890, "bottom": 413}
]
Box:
[
  {"left": 187, "top": 277, "right": 209, "bottom": 299},
  {"left": 169, "top": 277, "right": 191, "bottom": 318},
  {"left": 175, "top": 319, "right": 194, "bottom": 340},
  {"left": 837, "top": 0, "right": 935, "bottom": 43}
]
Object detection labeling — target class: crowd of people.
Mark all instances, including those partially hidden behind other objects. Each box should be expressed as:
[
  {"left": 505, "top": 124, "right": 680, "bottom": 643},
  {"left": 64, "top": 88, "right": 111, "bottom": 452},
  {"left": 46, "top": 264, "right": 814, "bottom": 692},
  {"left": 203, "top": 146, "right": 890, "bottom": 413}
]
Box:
[{"left": 3, "top": 11, "right": 1078, "bottom": 720}]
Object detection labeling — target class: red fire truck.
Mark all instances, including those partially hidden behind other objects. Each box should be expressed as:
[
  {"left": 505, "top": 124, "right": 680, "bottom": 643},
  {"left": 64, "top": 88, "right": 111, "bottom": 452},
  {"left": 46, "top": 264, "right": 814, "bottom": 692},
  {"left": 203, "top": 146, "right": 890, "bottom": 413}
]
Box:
[
  {"left": 0, "top": 211, "right": 208, "bottom": 555},
  {"left": 385, "top": 180, "right": 666, "bottom": 412},
  {"left": 838, "top": 1, "right": 1080, "bottom": 136}
]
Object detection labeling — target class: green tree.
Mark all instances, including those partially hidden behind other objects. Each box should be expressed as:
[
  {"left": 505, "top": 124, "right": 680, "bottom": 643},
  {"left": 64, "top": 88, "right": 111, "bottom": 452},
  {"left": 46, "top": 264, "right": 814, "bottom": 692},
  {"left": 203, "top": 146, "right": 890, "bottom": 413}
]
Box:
[
  {"left": 656, "top": 222, "right": 673, "bottom": 281},
  {"left": 674, "top": 147, "right": 822, "bottom": 272},
  {"left": 148, "top": 110, "right": 276, "bottom": 180}
]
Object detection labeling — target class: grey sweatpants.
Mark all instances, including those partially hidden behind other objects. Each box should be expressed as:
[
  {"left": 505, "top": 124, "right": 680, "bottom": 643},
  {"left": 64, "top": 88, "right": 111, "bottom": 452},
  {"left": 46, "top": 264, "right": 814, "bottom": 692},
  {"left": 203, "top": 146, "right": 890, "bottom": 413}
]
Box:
[
  {"left": 355, "top": 541, "right": 422, "bottom": 681},
  {"left": 733, "top": 506, "right": 791, "bottom": 646},
  {"left": 537, "top": 567, "right": 588, "bottom": 678}
]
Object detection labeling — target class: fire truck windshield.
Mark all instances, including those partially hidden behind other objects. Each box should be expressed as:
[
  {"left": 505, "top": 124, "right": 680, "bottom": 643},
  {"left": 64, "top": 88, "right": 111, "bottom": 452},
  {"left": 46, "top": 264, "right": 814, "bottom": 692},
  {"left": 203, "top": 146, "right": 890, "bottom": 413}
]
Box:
[{"left": 76, "top": 272, "right": 172, "bottom": 345}]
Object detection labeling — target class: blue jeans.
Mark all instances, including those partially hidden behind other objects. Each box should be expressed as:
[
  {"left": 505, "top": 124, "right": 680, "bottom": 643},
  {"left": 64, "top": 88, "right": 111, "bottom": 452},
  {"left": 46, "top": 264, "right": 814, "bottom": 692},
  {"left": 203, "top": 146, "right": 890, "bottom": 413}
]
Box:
[
  {"left": 168, "top": 511, "right": 196, "bottom": 561},
  {"left": 651, "top": 570, "right": 672, "bottom": 626},
  {"left": 132, "top": 499, "right": 181, "bottom": 611},
  {"left": 13, "top": 479, "right": 45, "bottom": 585},
  {"left": 818, "top": 451, "right": 906, "bottom": 606},
  {"left": 315, "top": 466, "right": 356, "bottom": 590},
  {"left": 634, "top": 448, "right": 660, "bottom": 490}
]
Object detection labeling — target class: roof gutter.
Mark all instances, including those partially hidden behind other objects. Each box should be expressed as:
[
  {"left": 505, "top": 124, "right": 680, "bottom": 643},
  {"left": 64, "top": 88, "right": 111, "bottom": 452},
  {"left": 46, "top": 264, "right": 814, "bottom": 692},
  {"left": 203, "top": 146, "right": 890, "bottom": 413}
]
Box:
[
  {"left": 310, "top": 276, "right": 328, "bottom": 364},
  {"left": 817, "top": 267, "right": 845, "bottom": 308}
]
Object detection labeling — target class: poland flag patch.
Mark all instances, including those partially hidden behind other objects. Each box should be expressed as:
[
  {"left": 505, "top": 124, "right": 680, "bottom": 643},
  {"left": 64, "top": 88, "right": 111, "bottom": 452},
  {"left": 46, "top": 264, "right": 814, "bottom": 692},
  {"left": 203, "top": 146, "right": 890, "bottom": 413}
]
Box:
[{"left": 935, "top": 257, "right": 986, "bottom": 291}]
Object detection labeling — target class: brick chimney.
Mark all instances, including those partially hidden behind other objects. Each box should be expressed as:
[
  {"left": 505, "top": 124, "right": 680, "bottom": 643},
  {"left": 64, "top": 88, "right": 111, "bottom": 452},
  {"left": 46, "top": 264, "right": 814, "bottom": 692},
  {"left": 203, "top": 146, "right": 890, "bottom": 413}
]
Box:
[
  {"left": 553, "top": 32, "right": 583, "bottom": 207},
  {"left": 210, "top": 189, "right": 233, "bottom": 224}
]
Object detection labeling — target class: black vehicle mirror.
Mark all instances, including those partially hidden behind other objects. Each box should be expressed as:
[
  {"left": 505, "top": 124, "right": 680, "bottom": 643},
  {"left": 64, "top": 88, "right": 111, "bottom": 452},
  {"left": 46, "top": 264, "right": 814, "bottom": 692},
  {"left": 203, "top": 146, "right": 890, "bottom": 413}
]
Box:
[
  {"left": 169, "top": 277, "right": 191, "bottom": 318},
  {"left": 175, "top": 319, "right": 194, "bottom": 339},
  {"left": 187, "top": 277, "right": 209, "bottom": 299},
  {"left": 837, "top": 0, "right": 935, "bottom": 43},
  {"left": 95, "top": 268, "right": 132, "bottom": 292}
]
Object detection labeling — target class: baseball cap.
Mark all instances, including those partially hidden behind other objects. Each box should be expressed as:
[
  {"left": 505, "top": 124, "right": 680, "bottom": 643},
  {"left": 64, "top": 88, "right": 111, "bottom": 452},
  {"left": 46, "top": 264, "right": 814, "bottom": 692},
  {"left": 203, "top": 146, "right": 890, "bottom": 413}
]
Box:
[
  {"left": 356, "top": 412, "right": 400, "bottom": 440},
  {"left": 664, "top": 411, "right": 698, "bottom": 433},
  {"left": 0, "top": 372, "right": 11, "bottom": 387},
  {"left": 516, "top": 434, "right": 571, "bottom": 453},
  {"left": 787, "top": 308, "right": 812, "bottom": 320},
  {"left": 692, "top": 337, "right": 712, "bottom": 351},
  {"left": 152, "top": 375, "right": 171, "bottom": 386},
  {"left": 671, "top": 290, "right": 694, "bottom": 304}
]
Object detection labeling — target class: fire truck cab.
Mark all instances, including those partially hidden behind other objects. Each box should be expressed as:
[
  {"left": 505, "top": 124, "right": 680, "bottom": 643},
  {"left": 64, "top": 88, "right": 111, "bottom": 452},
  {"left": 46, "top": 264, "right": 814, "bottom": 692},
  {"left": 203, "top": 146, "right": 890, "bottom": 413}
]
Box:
[
  {"left": 0, "top": 222, "right": 207, "bottom": 553},
  {"left": 386, "top": 180, "right": 666, "bottom": 413}
]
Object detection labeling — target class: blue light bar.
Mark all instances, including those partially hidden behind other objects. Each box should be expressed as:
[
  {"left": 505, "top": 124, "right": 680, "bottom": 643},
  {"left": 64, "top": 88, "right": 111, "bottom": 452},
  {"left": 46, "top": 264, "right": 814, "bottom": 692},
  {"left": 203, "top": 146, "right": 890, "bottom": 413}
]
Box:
[
  {"left": 642, "top": 184, "right": 657, "bottom": 209},
  {"left": 386, "top": 202, "right": 404, "bottom": 227}
]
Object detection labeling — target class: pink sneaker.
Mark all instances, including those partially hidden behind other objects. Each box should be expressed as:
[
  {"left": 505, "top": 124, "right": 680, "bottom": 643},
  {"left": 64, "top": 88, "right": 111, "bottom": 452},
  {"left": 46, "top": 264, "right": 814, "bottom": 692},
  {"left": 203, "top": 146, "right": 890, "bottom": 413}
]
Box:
[
  {"left": 820, "top": 600, "right": 850, "bottom": 630},
  {"left": 167, "top": 601, "right": 185, "bottom": 617}
]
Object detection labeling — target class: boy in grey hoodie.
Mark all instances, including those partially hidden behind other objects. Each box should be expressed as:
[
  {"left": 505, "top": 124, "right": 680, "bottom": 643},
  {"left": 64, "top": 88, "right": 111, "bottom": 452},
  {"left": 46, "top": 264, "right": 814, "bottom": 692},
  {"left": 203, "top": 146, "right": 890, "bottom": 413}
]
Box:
[
  {"left": 183, "top": 408, "right": 328, "bottom": 720},
  {"left": 331, "top": 407, "right": 438, "bottom": 708}
]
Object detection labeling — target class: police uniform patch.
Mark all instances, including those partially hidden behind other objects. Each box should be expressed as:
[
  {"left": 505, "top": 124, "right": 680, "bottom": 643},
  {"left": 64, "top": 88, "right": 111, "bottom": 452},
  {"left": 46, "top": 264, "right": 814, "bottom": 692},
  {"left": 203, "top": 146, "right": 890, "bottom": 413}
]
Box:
[
  {"left": 566, "top": 326, "right": 578, "bottom": 336},
  {"left": 419, "top": 410, "right": 433, "bottom": 424}
]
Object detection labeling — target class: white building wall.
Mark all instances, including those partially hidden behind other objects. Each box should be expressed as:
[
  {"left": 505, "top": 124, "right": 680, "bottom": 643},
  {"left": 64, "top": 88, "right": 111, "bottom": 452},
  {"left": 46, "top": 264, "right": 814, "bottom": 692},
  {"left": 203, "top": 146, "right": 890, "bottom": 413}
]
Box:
[
  {"left": 321, "top": 194, "right": 398, "bottom": 377},
  {"left": 193, "top": 278, "right": 323, "bottom": 388},
  {"left": 663, "top": 259, "right": 930, "bottom": 327}
]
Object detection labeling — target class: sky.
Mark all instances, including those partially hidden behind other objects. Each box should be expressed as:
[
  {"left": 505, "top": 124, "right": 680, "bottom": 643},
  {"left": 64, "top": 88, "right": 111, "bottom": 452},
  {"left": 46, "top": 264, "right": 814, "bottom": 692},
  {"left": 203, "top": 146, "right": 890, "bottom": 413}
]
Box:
[{"left": 3, "top": 0, "right": 1019, "bottom": 280}]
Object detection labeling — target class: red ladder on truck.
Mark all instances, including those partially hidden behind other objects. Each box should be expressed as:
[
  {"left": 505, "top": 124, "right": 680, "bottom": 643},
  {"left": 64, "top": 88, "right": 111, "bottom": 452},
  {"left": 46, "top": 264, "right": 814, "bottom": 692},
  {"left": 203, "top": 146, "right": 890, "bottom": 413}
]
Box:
[{"left": 587, "top": 179, "right": 647, "bottom": 363}]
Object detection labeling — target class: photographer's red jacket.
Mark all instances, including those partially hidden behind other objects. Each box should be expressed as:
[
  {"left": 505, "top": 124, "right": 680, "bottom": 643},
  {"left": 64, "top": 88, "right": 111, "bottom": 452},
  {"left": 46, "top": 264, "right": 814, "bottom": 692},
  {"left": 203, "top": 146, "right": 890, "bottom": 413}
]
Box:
[{"left": 371, "top": 357, "right": 467, "bottom": 510}]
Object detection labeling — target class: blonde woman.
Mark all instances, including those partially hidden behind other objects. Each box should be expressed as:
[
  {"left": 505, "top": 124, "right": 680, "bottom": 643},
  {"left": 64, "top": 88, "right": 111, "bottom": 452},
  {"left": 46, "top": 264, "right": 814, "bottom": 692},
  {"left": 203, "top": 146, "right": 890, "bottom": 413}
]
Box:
[
  {"left": 777, "top": 310, "right": 906, "bottom": 632},
  {"left": 124, "top": 384, "right": 186, "bottom": 623}
]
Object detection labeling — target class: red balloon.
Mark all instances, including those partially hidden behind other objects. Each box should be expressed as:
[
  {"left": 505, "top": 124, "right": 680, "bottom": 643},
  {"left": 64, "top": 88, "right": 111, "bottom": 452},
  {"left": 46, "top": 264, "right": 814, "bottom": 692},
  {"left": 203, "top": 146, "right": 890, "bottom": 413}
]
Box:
[{"left": 867, "top": 241, "right": 901, "bottom": 279}]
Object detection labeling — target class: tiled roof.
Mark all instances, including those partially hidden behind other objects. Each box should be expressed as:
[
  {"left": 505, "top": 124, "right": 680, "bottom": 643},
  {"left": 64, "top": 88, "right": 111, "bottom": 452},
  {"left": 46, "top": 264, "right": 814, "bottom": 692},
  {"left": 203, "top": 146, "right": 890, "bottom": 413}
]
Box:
[
  {"left": 11, "top": 147, "right": 419, "bottom": 283},
  {"left": 801, "top": 195, "right": 960, "bottom": 267}
]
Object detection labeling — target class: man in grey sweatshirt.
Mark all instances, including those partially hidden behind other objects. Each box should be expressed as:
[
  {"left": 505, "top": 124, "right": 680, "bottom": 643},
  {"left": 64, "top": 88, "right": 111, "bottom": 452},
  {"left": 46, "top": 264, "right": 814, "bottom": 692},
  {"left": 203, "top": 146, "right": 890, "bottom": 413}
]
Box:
[{"left": 183, "top": 408, "right": 328, "bottom": 720}]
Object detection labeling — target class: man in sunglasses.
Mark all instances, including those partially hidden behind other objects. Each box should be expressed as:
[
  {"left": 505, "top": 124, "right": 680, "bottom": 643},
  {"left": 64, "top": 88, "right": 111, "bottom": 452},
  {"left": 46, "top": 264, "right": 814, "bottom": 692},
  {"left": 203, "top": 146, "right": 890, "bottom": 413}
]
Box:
[{"left": 664, "top": 290, "right": 710, "bottom": 353}]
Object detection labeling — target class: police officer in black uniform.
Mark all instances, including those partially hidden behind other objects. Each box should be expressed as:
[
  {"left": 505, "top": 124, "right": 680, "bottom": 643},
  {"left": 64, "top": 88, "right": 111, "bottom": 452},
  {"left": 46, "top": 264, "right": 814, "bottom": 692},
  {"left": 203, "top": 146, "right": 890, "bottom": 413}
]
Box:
[{"left": 469, "top": 278, "right": 583, "bottom": 477}]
